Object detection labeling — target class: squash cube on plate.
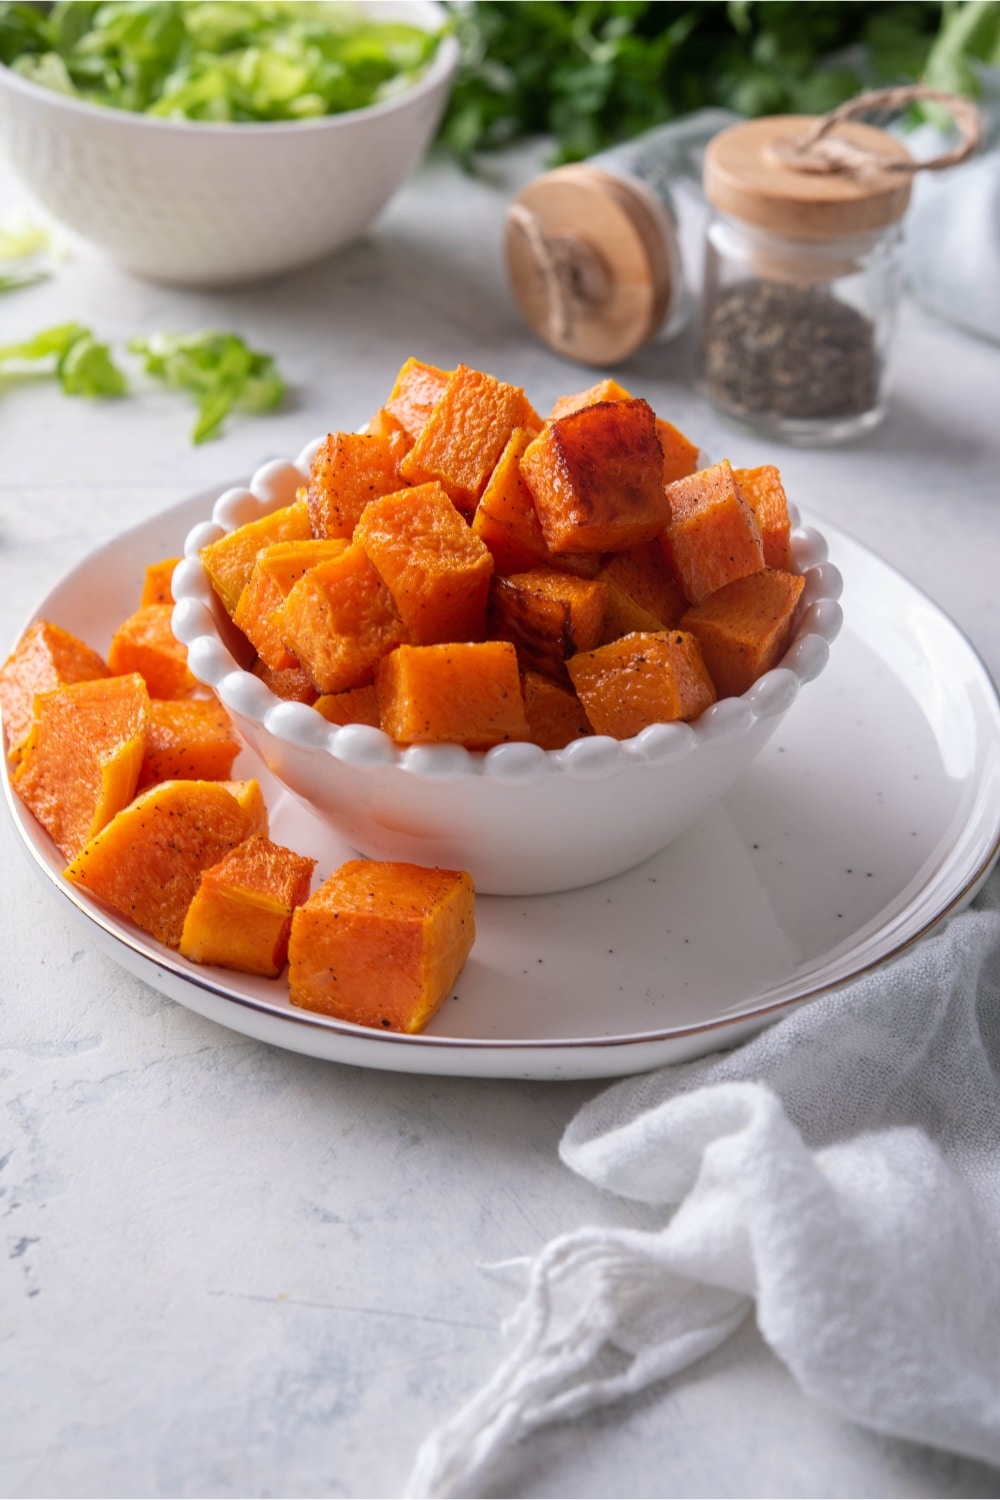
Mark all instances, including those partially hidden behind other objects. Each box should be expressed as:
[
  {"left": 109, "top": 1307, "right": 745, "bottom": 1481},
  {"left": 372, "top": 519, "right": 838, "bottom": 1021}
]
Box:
[
  {"left": 377, "top": 640, "right": 530, "bottom": 748},
  {"left": 13, "top": 672, "right": 149, "bottom": 860},
  {"left": 274, "top": 544, "right": 405, "bottom": 695},
  {"left": 734, "top": 465, "right": 793, "bottom": 571},
  {"left": 655, "top": 417, "right": 700, "bottom": 485},
  {"left": 0, "top": 619, "right": 110, "bottom": 761},
  {"left": 288, "top": 860, "right": 476, "bottom": 1034},
  {"left": 488, "top": 567, "right": 607, "bottom": 683},
  {"left": 199, "top": 497, "right": 311, "bottom": 617},
  {"left": 599, "top": 540, "right": 687, "bottom": 631},
  {"left": 567, "top": 631, "right": 716, "bottom": 739},
  {"left": 64, "top": 778, "right": 268, "bottom": 948},
  {"left": 364, "top": 405, "right": 410, "bottom": 444},
  {"left": 179, "top": 834, "right": 316, "bottom": 977},
  {"left": 107, "top": 603, "right": 197, "bottom": 699},
  {"left": 664, "top": 460, "right": 765, "bottom": 605},
  {"left": 521, "top": 670, "right": 593, "bottom": 750},
  {"left": 307, "top": 431, "right": 409, "bottom": 539},
  {"left": 398, "top": 364, "right": 536, "bottom": 513},
  {"left": 384, "top": 357, "right": 452, "bottom": 441},
  {"left": 546, "top": 378, "right": 633, "bottom": 422},
  {"left": 139, "top": 557, "right": 182, "bottom": 608},
  {"left": 313, "top": 683, "right": 381, "bottom": 729},
  {"left": 234, "top": 538, "right": 348, "bottom": 671},
  {"left": 139, "top": 698, "right": 241, "bottom": 788},
  {"left": 472, "top": 426, "right": 549, "bottom": 575},
  {"left": 681, "top": 568, "right": 806, "bottom": 699},
  {"left": 520, "top": 398, "right": 670, "bottom": 553},
  {"left": 251, "top": 660, "right": 318, "bottom": 704},
  {"left": 355, "top": 482, "right": 494, "bottom": 646}
]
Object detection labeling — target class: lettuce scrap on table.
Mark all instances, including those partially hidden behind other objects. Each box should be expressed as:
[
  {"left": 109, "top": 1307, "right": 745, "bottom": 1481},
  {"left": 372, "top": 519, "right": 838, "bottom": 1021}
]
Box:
[
  {"left": 0, "top": 322, "right": 126, "bottom": 396},
  {"left": 0, "top": 0, "right": 441, "bottom": 122},
  {"left": 129, "top": 330, "right": 286, "bottom": 443}
]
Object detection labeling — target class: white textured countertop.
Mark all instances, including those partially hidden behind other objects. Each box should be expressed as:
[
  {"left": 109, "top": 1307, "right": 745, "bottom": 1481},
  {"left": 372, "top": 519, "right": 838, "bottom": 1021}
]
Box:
[{"left": 1, "top": 140, "right": 999, "bottom": 1499}]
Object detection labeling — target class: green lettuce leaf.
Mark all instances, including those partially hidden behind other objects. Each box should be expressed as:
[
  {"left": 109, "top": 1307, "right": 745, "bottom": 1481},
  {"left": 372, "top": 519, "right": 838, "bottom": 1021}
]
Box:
[{"left": 129, "top": 329, "right": 285, "bottom": 442}]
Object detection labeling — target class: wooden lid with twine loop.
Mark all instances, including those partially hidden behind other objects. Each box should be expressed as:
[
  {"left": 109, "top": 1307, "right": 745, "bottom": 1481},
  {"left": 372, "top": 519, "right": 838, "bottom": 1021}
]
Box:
[
  {"left": 504, "top": 164, "right": 678, "bottom": 366},
  {"left": 704, "top": 86, "right": 983, "bottom": 240}
]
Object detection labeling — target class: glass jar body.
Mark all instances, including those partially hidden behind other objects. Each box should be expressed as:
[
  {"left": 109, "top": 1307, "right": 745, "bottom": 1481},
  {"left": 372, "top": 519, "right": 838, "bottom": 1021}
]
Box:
[{"left": 699, "top": 212, "right": 904, "bottom": 444}]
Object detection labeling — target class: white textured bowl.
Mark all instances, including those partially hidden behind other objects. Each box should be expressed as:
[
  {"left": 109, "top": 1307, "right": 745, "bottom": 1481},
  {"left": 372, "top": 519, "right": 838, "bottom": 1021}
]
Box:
[
  {"left": 0, "top": 2, "right": 456, "bottom": 287},
  {"left": 172, "top": 441, "right": 843, "bottom": 894}
]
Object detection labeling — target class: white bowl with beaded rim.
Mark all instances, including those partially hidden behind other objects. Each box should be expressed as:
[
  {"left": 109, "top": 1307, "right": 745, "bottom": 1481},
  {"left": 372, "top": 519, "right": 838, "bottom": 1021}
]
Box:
[
  {"left": 0, "top": 1, "right": 456, "bottom": 287},
  {"left": 171, "top": 439, "right": 844, "bottom": 895}
]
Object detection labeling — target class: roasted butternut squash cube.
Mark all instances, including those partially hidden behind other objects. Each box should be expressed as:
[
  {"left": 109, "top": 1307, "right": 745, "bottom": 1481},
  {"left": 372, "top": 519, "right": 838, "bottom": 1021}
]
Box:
[
  {"left": 64, "top": 778, "right": 268, "bottom": 948},
  {"left": 398, "top": 364, "right": 536, "bottom": 513},
  {"left": 664, "top": 461, "right": 765, "bottom": 605},
  {"left": 1, "top": 619, "right": 110, "bottom": 761},
  {"left": 107, "top": 604, "right": 197, "bottom": 699},
  {"left": 139, "top": 557, "right": 182, "bottom": 607},
  {"left": 288, "top": 860, "right": 475, "bottom": 1033},
  {"left": 377, "top": 641, "right": 530, "bottom": 748},
  {"left": 274, "top": 544, "right": 405, "bottom": 695},
  {"left": 139, "top": 698, "right": 241, "bottom": 787},
  {"left": 199, "top": 497, "right": 311, "bottom": 617},
  {"left": 251, "top": 660, "right": 318, "bottom": 704},
  {"left": 599, "top": 540, "right": 687, "bottom": 629},
  {"left": 472, "top": 426, "right": 549, "bottom": 575},
  {"left": 733, "top": 465, "right": 793, "bottom": 571},
  {"left": 655, "top": 417, "right": 700, "bottom": 485},
  {"left": 234, "top": 538, "right": 349, "bottom": 671},
  {"left": 567, "top": 631, "right": 716, "bottom": 738},
  {"left": 680, "top": 568, "right": 806, "bottom": 699},
  {"left": 313, "top": 683, "right": 381, "bottom": 729},
  {"left": 521, "top": 670, "right": 593, "bottom": 750},
  {"left": 384, "top": 357, "right": 452, "bottom": 440},
  {"left": 13, "top": 672, "right": 150, "bottom": 860},
  {"left": 598, "top": 579, "right": 667, "bottom": 644},
  {"left": 355, "top": 482, "right": 494, "bottom": 646},
  {"left": 179, "top": 835, "right": 316, "bottom": 977},
  {"left": 307, "top": 430, "right": 409, "bottom": 539},
  {"left": 365, "top": 405, "right": 410, "bottom": 443},
  {"left": 488, "top": 568, "right": 607, "bottom": 683},
  {"left": 546, "top": 378, "right": 633, "bottom": 422},
  {"left": 520, "top": 399, "right": 670, "bottom": 553}
]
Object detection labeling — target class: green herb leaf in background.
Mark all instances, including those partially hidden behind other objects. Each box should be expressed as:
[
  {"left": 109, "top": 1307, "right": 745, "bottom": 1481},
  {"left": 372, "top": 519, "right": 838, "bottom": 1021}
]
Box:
[
  {"left": 0, "top": 322, "right": 126, "bottom": 395},
  {"left": 129, "top": 330, "right": 285, "bottom": 443}
]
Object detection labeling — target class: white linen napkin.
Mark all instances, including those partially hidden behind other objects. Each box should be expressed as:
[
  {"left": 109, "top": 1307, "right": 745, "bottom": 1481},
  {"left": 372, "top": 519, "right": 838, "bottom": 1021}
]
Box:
[{"left": 406, "top": 864, "right": 1000, "bottom": 1499}]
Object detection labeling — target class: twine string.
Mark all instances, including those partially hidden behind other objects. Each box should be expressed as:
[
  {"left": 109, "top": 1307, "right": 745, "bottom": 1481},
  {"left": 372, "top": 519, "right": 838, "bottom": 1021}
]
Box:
[{"left": 774, "top": 85, "right": 982, "bottom": 179}]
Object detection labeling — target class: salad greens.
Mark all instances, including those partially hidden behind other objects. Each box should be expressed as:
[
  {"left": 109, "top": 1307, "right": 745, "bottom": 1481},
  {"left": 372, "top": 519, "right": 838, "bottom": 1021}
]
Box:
[
  {"left": 438, "top": 1, "right": 991, "bottom": 165},
  {"left": 0, "top": 215, "right": 54, "bottom": 295},
  {"left": 0, "top": 322, "right": 126, "bottom": 396},
  {"left": 0, "top": 1, "right": 441, "bottom": 122},
  {"left": 128, "top": 330, "right": 285, "bottom": 443}
]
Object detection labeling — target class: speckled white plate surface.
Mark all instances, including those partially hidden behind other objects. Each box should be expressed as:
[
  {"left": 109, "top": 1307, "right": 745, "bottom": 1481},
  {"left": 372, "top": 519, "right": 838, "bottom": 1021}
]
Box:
[{"left": 4, "top": 490, "right": 1000, "bottom": 1080}]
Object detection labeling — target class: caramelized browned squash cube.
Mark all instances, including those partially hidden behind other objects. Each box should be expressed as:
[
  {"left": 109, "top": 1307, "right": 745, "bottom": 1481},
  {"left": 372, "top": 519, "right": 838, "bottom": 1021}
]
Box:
[
  {"left": 139, "top": 698, "right": 241, "bottom": 788},
  {"left": 307, "top": 430, "right": 409, "bottom": 539},
  {"left": 377, "top": 640, "right": 530, "bottom": 748},
  {"left": 199, "top": 497, "right": 311, "bottom": 617},
  {"left": 288, "top": 860, "right": 475, "bottom": 1033},
  {"left": 274, "top": 544, "right": 405, "bottom": 695},
  {"left": 251, "top": 660, "right": 318, "bottom": 704},
  {"left": 0, "top": 619, "right": 110, "bottom": 761},
  {"left": 179, "top": 834, "right": 316, "bottom": 977},
  {"left": 13, "top": 672, "right": 150, "bottom": 860},
  {"left": 107, "top": 604, "right": 197, "bottom": 700},
  {"left": 64, "top": 778, "right": 268, "bottom": 948},
  {"left": 488, "top": 567, "right": 607, "bottom": 682},
  {"left": 520, "top": 398, "right": 670, "bottom": 553},
  {"left": 521, "top": 670, "right": 593, "bottom": 750},
  {"left": 733, "top": 465, "right": 793, "bottom": 571},
  {"left": 567, "top": 631, "right": 716, "bottom": 738},
  {"left": 681, "top": 569, "right": 806, "bottom": 699},
  {"left": 355, "top": 482, "right": 494, "bottom": 645},
  {"left": 398, "top": 364, "right": 536, "bottom": 513},
  {"left": 664, "top": 460, "right": 765, "bottom": 605},
  {"left": 384, "top": 356, "right": 452, "bottom": 440}
]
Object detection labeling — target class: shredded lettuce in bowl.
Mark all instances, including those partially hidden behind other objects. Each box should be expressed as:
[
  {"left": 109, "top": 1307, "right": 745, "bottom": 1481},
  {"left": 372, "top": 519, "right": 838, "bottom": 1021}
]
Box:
[{"left": 0, "top": 1, "right": 443, "bottom": 122}]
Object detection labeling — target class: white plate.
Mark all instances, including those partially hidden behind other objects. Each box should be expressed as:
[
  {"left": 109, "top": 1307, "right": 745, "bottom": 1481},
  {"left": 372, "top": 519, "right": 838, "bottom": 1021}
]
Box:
[{"left": 4, "top": 490, "right": 1000, "bottom": 1080}]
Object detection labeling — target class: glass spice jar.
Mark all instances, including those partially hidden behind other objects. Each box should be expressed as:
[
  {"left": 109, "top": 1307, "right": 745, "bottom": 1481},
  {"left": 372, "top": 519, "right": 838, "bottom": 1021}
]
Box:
[{"left": 699, "top": 114, "right": 914, "bottom": 445}]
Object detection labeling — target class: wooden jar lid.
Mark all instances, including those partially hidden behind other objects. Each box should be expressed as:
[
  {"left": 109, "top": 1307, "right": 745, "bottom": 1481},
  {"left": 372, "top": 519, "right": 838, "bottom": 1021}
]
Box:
[
  {"left": 704, "top": 116, "right": 913, "bottom": 239},
  {"left": 505, "top": 165, "right": 677, "bottom": 366}
]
